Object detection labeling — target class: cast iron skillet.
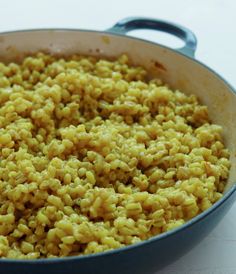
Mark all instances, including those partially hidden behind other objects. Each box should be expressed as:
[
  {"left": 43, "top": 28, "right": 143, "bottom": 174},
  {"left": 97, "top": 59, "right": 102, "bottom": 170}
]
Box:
[{"left": 0, "top": 17, "right": 236, "bottom": 274}]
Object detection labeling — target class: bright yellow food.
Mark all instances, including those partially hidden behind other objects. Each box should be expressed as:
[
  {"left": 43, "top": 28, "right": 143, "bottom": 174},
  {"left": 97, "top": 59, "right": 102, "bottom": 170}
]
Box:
[{"left": 0, "top": 53, "right": 230, "bottom": 258}]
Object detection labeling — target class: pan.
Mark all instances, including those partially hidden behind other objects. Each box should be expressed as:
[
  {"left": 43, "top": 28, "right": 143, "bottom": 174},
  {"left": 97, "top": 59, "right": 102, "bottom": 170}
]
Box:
[{"left": 0, "top": 17, "right": 235, "bottom": 274}]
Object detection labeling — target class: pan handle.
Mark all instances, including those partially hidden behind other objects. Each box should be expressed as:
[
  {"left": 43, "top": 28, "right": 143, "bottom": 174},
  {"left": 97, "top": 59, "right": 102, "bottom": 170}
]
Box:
[{"left": 106, "top": 17, "right": 197, "bottom": 58}]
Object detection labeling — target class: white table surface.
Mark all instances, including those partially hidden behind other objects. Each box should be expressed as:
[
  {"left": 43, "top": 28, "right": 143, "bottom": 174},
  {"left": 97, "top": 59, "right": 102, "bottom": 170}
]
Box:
[{"left": 0, "top": 0, "right": 236, "bottom": 273}]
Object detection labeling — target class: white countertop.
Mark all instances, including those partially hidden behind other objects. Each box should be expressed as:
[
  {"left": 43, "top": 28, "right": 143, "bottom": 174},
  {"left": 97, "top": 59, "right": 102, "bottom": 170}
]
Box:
[{"left": 0, "top": 0, "right": 236, "bottom": 273}]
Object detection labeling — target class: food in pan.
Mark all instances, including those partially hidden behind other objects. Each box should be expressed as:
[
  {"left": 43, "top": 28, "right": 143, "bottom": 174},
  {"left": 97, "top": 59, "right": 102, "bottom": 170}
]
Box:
[{"left": 0, "top": 53, "right": 230, "bottom": 258}]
